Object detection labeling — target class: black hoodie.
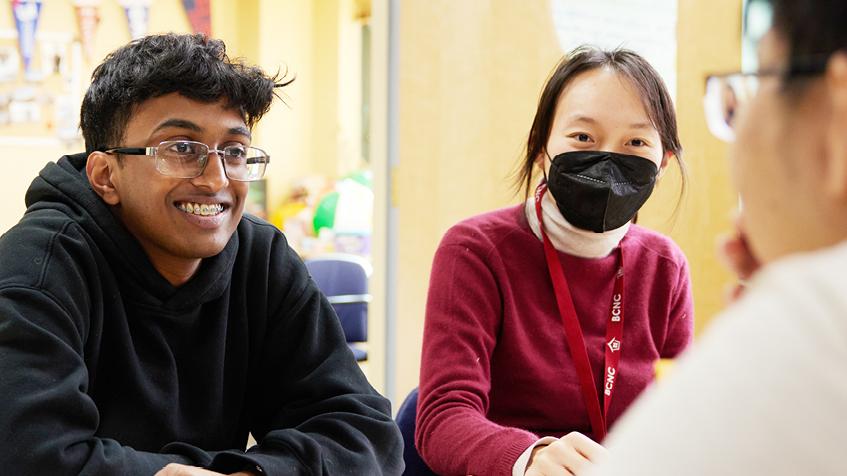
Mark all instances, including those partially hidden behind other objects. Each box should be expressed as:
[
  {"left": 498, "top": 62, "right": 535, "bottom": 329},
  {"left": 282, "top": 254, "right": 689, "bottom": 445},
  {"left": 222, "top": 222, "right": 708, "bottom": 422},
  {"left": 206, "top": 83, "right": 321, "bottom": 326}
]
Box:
[{"left": 0, "top": 153, "right": 403, "bottom": 475}]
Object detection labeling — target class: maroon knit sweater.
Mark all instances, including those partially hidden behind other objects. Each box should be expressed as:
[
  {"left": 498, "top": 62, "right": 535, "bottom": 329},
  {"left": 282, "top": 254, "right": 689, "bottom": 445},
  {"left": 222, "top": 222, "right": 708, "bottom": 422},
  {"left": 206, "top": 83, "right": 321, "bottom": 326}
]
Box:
[{"left": 416, "top": 205, "right": 693, "bottom": 475}]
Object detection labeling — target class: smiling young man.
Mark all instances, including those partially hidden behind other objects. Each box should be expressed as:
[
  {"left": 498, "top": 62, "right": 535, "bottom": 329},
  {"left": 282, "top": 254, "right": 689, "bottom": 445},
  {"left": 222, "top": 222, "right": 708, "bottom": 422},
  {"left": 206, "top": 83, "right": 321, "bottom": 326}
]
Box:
[
  {"left": 0, "top": 34, "right": 402, "bottom": 475},
  {"left": 585, "top": 1, "right": 847, "bottom": 475}
]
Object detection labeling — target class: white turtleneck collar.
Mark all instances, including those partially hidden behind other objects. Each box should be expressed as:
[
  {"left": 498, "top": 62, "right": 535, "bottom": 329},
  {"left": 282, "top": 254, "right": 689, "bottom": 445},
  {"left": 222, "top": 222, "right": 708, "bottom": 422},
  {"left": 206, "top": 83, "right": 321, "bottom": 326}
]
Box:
[{"left": 524, "top": 187, "right": 630, "bottom": 259}]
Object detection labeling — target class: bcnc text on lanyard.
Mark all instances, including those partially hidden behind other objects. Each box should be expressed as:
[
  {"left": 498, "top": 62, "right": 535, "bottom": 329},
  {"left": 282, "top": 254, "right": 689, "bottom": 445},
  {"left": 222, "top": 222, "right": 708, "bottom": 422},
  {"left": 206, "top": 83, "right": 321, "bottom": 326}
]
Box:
[{"left": 534, "top": 182, "right": 624, "bottom": 442}]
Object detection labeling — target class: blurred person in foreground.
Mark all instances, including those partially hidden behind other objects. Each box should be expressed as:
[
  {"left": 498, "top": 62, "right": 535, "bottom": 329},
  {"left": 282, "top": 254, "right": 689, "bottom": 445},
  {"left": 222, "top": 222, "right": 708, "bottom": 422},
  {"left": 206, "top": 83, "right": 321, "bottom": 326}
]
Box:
[
  {"left": 0, "top": 33, "right": 402, "bottom": 476},
  {"left": 588, "top": 1, "right": 847, "bottom": 475}
]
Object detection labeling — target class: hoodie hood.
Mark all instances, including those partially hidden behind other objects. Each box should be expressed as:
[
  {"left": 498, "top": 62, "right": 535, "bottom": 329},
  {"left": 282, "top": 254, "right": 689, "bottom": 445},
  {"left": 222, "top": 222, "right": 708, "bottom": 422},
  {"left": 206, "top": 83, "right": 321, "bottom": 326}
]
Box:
[{"left": 23, "top": 153, "right": 237, "bottom": 310}]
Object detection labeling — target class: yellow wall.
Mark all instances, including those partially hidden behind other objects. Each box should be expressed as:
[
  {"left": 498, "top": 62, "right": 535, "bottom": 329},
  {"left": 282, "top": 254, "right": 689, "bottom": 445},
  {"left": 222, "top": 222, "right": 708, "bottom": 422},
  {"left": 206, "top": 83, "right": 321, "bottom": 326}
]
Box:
[
  {"left": 639, "top": 0, "right": 741, "bottom": 334},
  {"left": 211, "top": 0, "right": 259, "bottom": 61},
  {"left": 224, "top": 0, "right": 359, "bottom": 214},
  {"left": 394, "top": 0, "right": 564, "bottom": 400},
  {"left": 214, "top": 0, "right": 326, "bottom": 211},
  {"left": 391, "top": 0, "right": 743, "bottom": 400},
  {"left": 368, "top": 0, "right": 389, "bottom": 395}
]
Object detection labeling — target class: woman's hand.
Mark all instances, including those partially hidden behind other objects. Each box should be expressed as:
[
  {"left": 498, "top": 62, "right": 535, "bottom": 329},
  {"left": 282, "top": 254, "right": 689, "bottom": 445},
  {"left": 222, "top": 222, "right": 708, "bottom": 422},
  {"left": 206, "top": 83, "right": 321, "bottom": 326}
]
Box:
[
  {"left": 524, "top": 432, "right": 608, "bottom": 476},
  {"left": 717, "top": 220, "right": 761, "bottom": 303}
]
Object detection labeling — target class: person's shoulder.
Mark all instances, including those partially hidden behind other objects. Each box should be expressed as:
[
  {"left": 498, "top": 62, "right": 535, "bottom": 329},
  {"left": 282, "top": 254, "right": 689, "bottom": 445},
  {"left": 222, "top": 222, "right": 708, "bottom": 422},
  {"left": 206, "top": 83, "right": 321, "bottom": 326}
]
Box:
[
  {"left": 691, "top": 241, "right": 847, "bottom": 372},
  {"left": 235, "top": 213, "right": 307, "bottom": 276},
  {"left": 0, "top": 207, "right": 88, "bottom": 255},
  {"left": 590, "top": 245, "right": 847, "bottom": 476},
  {"left": 439, "top": 204, "right": 531, "bottom": 253},
  {"left": 764, "top": 239, "right": 847, "bottom": 284},
  {"left": 0, "top": 208, "right": 91, "bottom": 289},
  {"left": 235, "top": 213, "right": 306, "bottom": 281},
  {"left": 239, "top": 213, "right": 284, "bottom": 235},
  {"left": 237, "top": 213, "right": 291, "bottom": 251},
  {"left": 625, "top": 224, "right": 688, "bottom": 267},
  {"left": 747, "top": 242, "right": 847, "bottom": 337}
]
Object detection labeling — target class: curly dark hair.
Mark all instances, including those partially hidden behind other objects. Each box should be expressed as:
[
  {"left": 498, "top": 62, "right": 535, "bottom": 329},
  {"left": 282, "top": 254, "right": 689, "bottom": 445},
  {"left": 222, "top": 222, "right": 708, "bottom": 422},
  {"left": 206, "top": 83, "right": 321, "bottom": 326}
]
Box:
[{"left": 80, "top": 33, "right": 291, "bottom": 153}]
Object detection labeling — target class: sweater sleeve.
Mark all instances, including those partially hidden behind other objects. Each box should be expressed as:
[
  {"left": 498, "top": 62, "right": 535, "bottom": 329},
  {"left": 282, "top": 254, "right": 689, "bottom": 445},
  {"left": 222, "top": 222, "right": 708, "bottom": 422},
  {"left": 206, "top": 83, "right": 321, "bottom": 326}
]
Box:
[
  {"left": 206, "top": 241, "right": 403, "bottom": 475},
  {"left": 416, "top": 236, "right": 538, "bottom": 475},
  {"left": 0, "top": 285, "right": 199, "bottom": 475},
  {"left": 660, "top": 256, "right": 694, "bottom": 358}
]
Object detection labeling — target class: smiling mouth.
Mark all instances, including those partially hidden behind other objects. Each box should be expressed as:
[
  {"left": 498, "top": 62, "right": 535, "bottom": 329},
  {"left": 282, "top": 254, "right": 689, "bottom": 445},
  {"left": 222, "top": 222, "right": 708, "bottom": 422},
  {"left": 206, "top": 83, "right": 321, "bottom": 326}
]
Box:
[{"left": 175, "top": 201, "right": 227, "bottom": 216}]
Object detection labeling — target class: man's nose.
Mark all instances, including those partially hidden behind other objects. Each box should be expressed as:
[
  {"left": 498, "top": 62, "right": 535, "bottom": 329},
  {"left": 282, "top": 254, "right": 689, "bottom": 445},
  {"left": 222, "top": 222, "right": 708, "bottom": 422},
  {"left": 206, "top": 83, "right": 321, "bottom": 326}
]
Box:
[{"left": 191, "top": 151, "right": 229, "bottom": 190}]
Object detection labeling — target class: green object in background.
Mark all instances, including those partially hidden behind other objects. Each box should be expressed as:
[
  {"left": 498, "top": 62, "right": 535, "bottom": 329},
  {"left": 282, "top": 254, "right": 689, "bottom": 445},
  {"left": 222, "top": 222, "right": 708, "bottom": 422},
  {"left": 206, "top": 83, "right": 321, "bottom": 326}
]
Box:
[
  {"left": 344, "top": 170, "right": 373, "bottom": 189},
  {"left": 313, "top": 191, "right": 339, "bottom": 234}
]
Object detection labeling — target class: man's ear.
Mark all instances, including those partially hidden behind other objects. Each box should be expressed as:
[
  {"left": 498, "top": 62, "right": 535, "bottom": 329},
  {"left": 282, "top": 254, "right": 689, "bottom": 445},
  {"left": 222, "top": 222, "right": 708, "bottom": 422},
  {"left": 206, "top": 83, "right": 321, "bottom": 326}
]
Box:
[
  {"left": 824, "top": 52, "right": 847, "bottom": 201},
  {"left": 85, "top": 152, "right": 121, "bottom": 206}
]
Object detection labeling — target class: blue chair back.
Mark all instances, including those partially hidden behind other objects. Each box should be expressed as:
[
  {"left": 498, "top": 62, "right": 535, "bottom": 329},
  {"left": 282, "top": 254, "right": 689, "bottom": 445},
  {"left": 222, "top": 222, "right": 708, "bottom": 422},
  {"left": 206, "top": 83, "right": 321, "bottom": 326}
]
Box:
[
  {"left": 396, "top": 388, "right": 437, "bottom": 476},
  {"left": 305, "top": 254, "right": 370, "bottom": 360}
]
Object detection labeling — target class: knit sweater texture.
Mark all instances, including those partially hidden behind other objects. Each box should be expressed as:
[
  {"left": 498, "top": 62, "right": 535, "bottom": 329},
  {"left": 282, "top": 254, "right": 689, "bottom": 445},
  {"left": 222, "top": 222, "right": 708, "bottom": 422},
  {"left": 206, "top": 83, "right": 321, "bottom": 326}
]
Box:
[{"left": 416, "top": 205, "right": 693, "bottom": 475}]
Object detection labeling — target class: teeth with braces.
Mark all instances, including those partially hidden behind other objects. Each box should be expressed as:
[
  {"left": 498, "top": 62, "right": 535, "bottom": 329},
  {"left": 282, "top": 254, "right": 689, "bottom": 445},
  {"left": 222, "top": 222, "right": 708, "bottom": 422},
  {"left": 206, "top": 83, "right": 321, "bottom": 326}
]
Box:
[{"left": 177, "top": 202, "right": 225, "bottom": 216}]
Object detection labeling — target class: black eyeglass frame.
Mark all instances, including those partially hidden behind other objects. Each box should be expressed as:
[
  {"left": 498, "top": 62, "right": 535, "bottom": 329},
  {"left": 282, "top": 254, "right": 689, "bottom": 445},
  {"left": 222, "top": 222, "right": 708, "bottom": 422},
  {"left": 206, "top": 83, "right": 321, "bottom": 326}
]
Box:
[
  {"left": 98, "top": 140, "right": 271, "bottom": 182},
  {"left": 704, "top": 54, "right": 830, "bottom": 85}
]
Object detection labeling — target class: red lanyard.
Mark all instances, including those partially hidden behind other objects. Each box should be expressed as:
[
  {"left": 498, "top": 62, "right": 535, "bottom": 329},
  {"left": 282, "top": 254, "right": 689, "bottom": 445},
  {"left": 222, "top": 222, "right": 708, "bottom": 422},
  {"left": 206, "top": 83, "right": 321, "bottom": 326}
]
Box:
[{"left": 534, "top": 183, "right": 624, "bottom": 441}]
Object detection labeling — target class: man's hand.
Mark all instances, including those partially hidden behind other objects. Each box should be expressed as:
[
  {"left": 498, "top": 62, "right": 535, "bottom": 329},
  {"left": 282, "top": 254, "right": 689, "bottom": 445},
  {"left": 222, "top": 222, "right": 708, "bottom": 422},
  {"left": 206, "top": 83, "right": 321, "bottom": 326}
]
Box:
[
  {"left": 154, "top": 463, "right": 255, "bottom": 476},
  {"left": 524, "top": 432, "right": 608, "bottom": 476}
]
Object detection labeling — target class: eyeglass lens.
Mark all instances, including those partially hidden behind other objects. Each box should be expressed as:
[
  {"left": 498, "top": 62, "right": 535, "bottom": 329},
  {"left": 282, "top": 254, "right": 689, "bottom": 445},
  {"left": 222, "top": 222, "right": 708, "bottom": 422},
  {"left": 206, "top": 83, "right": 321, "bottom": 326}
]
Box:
[
  {"left": 154, "top": 141, "right": 268, "bottom": 181},
  {"left": 704, "top": 75, "right": 759, "bottom": 142}
]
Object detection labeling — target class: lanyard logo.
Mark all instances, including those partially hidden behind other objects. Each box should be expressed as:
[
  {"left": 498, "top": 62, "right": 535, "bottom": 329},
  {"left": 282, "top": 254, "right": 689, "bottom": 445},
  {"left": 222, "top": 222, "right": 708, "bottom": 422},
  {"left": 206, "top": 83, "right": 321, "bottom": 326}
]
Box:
[{"left": 607, "top": 337, "right": 621, "bottom": 352}]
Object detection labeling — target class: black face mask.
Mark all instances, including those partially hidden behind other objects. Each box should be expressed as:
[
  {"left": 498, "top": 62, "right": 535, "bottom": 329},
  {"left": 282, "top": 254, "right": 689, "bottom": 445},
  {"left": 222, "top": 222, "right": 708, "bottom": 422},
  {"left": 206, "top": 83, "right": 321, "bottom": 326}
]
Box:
[{"left": 546, "top": 150, "right": 659, "bottom": 233}]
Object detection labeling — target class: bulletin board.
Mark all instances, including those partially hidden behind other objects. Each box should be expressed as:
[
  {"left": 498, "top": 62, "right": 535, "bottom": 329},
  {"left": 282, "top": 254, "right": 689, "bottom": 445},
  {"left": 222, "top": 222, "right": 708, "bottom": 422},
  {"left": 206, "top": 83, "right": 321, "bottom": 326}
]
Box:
[
  {"left": 0, "top": 0, "right": 211, "bottom": 149},
  {"left": 0, "top": 14, "right": 83, "bottom": 147}
]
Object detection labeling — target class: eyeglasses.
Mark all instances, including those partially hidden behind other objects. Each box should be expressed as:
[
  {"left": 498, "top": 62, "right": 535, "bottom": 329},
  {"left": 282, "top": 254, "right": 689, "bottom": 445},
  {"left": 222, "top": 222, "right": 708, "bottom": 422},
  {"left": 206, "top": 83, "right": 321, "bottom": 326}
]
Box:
[
  {"left": 100, "top": 140, "right": 270, "bottom": 182},
  {"left": 704, "top": 56, "right": 829, "bottom": 142}
]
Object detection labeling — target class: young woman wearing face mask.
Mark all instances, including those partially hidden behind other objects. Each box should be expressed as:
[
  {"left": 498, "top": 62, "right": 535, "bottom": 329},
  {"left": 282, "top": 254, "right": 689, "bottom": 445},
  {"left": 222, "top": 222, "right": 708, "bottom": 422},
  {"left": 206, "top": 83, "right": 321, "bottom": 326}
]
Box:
[{"left": 415, "top": 47, "right": 693, "bottom": 476}]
